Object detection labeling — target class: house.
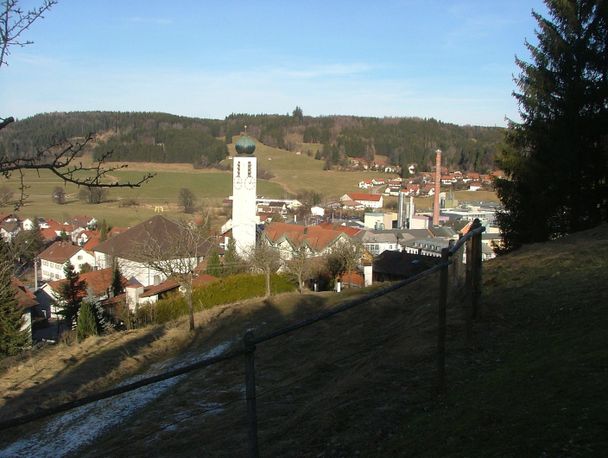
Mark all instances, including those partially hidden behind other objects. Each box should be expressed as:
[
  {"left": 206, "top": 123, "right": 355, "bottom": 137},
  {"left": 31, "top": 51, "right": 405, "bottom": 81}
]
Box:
[
  {"left": 93, "top": 215, "right": 211, "bottom": 287},
  {"left": 39, "top": 267, "right": 126, "bottom": 318},
  {"left": 39, "top": 241, "right": 96, "bottom": 281},
  {"left": 22, "top": 217, "right": 49, "bottom": 231},
  {"left": 0, "top": 218, "right": 21, "bottom": 241},
  {"left": 12, "top": 277, "right": 37, "bottom": 344},
  {"left": 340, "top": 192, "right": 383, "bottom": 209},
  {"left": 262, "top": 222, "right": 351, "bottom": 259},
  {"left": 354, "top": 228, "right": 430, "bottom": 256},
  {"left": 69, "top": 215, "right": 97, "bottom": 230}
]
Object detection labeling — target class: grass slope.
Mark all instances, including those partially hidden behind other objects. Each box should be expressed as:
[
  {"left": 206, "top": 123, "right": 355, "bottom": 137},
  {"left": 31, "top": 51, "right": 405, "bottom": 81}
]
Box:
[{"left": 3, "top": 219, "right": 601, "bottom": 456}]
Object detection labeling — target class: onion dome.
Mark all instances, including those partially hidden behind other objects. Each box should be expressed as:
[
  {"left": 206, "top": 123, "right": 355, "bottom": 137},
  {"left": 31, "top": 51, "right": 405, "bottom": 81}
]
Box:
[{"left": 235, "top": 135, "right": 256, "bottom": 155}]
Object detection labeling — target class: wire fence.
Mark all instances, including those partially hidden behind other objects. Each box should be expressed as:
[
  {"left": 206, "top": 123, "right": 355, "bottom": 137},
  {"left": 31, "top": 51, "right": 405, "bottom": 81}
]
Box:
[{"left": 0, "top": 219, "right": 486, "bottom": 458}]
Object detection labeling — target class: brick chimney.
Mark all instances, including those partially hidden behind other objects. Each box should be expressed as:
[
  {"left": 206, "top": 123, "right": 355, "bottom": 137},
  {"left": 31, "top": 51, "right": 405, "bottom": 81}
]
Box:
[{"left": 433, "top": 149, "right": 441, "bottom": 226}]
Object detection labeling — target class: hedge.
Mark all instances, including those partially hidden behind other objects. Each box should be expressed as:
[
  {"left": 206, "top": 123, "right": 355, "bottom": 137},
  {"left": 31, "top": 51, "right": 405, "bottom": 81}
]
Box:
[{"left": 137, "top": 273, "right": 296, "bottom": 325}]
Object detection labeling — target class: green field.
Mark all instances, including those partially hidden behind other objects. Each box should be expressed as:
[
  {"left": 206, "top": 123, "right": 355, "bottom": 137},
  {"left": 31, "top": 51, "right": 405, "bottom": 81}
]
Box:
[
  {"left": 0, "top": 168, "right": 285, "bottom": 227},
  {"left": 228, "top": 141, "right": 398, "bottom": 199}
]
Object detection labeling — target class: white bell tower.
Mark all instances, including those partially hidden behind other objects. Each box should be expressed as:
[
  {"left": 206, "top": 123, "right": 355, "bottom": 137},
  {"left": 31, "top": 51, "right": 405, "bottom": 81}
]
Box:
[{"left": 232, "top": 134, "right": 257, "bottom": 256}]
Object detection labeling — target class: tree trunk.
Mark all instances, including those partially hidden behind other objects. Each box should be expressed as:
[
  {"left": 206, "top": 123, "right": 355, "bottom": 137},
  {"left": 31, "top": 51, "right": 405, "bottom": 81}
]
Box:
[
  {"left": 265, "top": 271, "right": 271, "bottom": 298},
  {"left": 185, "top": 280, "right": 194, "bottom": 331}
]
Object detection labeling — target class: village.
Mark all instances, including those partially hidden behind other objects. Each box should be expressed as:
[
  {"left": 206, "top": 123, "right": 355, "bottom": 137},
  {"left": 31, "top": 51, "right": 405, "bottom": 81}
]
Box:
[{"left": 4, "top": 138, "right": 503, "bottom": 347}]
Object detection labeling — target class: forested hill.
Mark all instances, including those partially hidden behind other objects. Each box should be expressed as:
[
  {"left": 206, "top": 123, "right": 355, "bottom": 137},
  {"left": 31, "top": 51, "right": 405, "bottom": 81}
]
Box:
[{"left": 0, "top": 111, "right": 505, "bottom": 173}]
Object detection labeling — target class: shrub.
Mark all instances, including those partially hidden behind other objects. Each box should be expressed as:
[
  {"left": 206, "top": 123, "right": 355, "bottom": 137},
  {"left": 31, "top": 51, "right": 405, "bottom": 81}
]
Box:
[{"left": 143, "top": 274, "right": 296, "bottom": 325}]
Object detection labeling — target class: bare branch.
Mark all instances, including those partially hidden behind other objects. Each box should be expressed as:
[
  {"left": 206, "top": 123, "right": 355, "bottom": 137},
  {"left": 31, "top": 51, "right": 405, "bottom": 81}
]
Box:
[{"left": 1, "top": 0, "right": 57, "bottom": 67}]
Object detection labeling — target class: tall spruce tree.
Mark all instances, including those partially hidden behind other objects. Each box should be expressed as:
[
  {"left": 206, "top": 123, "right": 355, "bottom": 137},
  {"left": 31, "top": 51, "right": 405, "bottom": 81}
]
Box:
[
  {"left": 495, "top": 0, "right": 608, "bottom": 251},
  {"left": 0, "top": 239, "right": 28, "bottom": 357},
  {"left": 57, "top": 262, "right": 85, "bottom": 327}
]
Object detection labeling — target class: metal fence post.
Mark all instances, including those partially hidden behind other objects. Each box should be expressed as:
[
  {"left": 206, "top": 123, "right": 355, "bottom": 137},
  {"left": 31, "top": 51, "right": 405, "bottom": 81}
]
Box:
[
  {"left": 243, "top": 331, "right": 259, "bottom": 458},
  {"left": 437, "top": 247, "right": 449, "bottom": 394},
  {"left": 471, "top": 219, "right": 483, "bottom": 320}
]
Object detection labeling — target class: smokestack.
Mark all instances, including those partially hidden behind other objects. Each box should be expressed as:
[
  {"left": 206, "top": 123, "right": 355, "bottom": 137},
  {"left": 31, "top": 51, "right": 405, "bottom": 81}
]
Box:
[{"left": 433, "top": 149, "right": 441, "bottom": 226}]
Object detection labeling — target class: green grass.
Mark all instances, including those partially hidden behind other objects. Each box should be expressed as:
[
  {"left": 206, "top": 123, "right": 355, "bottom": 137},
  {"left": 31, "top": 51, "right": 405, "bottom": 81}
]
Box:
[
  {"left": 229, "top": 141, "right": 399, "bottom": 198},
  {"left": 1, "top": 168, "right": 285, "bottom": 227}
]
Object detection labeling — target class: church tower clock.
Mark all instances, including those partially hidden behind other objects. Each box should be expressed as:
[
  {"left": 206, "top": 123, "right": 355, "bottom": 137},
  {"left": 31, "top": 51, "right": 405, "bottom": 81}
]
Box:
[{"left": 232, "top": 134, "right": 257, "bottom": 256}]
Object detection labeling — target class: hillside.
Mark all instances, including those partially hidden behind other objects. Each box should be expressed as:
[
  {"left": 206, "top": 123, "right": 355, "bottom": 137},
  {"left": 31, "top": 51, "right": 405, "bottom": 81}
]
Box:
[
  {"left": 0, "top": 225, "right": 606, "bottom": 456},
  {"left": 0, "top": 111, "right": 504, "bottom": 173}
]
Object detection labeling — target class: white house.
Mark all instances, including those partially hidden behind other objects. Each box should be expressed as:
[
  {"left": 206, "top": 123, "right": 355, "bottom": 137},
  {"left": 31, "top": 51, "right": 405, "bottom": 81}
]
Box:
[
  {"left": 93, "top": 215, "right": 210, "bottom": 287},
  {"left": 39, "top": 241, "right": 96, "bottom": 281},
  {"left": 340, "top": 192, "right": 383, "bottom": 209}
]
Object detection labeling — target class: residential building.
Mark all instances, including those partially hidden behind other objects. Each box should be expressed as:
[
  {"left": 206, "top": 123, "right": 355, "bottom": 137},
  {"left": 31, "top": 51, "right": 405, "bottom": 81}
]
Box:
[{"left": 39, "top": 241, "right": 95, "bottom": 281}]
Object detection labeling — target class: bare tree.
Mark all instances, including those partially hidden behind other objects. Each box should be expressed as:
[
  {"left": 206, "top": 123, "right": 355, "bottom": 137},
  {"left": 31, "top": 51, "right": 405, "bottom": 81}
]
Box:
[
  {"left": 325, "top": 240, "right": 364, "bottom": 288},
  {"left": 247, "top": 242, "right": 282, "bottom": 298},
  {"left": 284, "top": 244, "right": 318, "bottom": 293},
  {"left": 1, "top": 0, "right": 153, "bottom": 208},
  {"left": 136, "top": 216, "right": 212, "bottom": 331}
]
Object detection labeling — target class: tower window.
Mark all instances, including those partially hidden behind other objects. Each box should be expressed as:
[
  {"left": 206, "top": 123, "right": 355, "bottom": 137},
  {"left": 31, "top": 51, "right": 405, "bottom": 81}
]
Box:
[
  {"left": 237, "top": 162, "right": 241, "bottom": 177},
  {"left": 247, "top": 162, "right": 252, "bottom": 177}
]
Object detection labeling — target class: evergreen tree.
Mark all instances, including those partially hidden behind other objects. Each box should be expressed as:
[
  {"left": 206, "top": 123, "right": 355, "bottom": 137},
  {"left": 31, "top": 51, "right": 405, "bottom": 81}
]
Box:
[
  {"left": 0, "top": 239, "right": 28, "bottom": 357},
  {"left": 99, "top": 219, "right": 108, "bottom": 242},
  {"left": 223, "top": 238, "right": 241, "bottom": 275},
  {"left": 111, "top": 261, "right": 124, "bottom": 297},
  {"left": 76, "top": 301, "right": 98, "bottom": 341},
  {"left": 57, "top": 262, "right": 85, "bottom": 326},
  {"left": 206, "top": 249, "right": 223, "bottom": 276},
  {"left": 495, "top": 0, "right": 608, "bottom": 251}
]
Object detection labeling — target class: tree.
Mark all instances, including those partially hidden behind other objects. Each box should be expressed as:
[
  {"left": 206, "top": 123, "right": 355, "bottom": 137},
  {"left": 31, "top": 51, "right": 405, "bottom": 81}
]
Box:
[
  {"left": 178, "top": 188, "right": 196, "bottom": 214},
  {"left": 137, "top": 217, "right": 212, "bottom": 331},
  {"left": 11, "top": 218, "right": 44, "bottom": 265},
  {"left": 76, "top": 301, "right": 98, "bottom": 341},
  {"left": 325, "top": 240, "right": 364, "bottom": 287},
  {"left": 111, "top": 261, "right": 124, "bottom": 297},
  {"left": 56, "top": 262, "right": 85, "bottom": 327},
  {"left": 284, "top": 245, "right": 318, "bottom": 293},
  {"left": 0, "top": 238, "right": 28, "bottom": 357},
  {"left": 247, "top": 242, "right": 282, "bottom": 298},
  {"left": 292, "top": 106, "right": 304, "bottom": 123},
  {"left": 99, "top": 219, "right": 108, "bottom": 241},
  {"left": 223, "top": 237, "right": 243, "bottom": 275},
  {"left": 0, "top": 0, "right": 153, "bottom": 209},
  {"left": 78, "top": 186, "right": 107, "bottom": 204},
  {"left": 206, "top": 248, "right": 223, "bottom": 276},
  {"left": 52, "top": 186, "right": 66, "bottom": 204},
  {"left": 495, "top": 0, "right": 608, "bottom": 251}
]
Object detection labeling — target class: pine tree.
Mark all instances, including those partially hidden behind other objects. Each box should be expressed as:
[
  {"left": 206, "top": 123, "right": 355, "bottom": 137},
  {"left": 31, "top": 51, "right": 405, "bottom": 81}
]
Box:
[
  {"left": 57, "top": 262, "right": 85, "bottom": 327},
  {"left": 223, "top": 238, "right": 241, "bottom": 275},
  {"left": 111, "top": 261, "right": 124, "bottom": 297},
  {"left": 495, "top": 0, "right": 608, "bottom": 251},
  {"left": 206, "top": 249, "right": 223, "bottom": 276},
  {"left": 0, "top": 239, "right": 28, "bottom": 357},
  {"left": 76, "top": 302, "right": 98, "bottom": 341}
]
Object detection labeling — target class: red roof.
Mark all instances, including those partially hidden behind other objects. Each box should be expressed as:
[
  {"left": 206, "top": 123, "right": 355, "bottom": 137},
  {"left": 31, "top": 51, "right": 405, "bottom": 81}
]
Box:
[
  {"left": 341, "top": 270, "right": 364, "bottom": 287},
  {"left": 12, "top": 277, "right": 38, "bottom": 310},
  {"left": 39, "top": 241, "right": 81, "bottom": 263},
  {"left": 347, "top": 193, "right": 382, "bottom": 202},
  {"left": 316, "top": 222, "right": 361, "bottom": 237},
  {"left": 47, "top": 268, "right": 126, "bottom": 298},
  {"left": 264, "top": 222, "right": 345, "bottom": 252}
]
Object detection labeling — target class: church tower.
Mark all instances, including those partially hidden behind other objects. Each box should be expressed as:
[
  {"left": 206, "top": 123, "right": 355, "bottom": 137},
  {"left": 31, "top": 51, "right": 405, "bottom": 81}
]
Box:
[{"left": 232, "top": 134, "right": 257, "bottom": 256}]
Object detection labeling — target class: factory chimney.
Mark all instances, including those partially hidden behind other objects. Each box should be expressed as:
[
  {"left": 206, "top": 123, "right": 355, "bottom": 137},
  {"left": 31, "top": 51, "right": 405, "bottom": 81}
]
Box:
[{"left": 433, "top": 149, "right": 441, "bottom": 226}]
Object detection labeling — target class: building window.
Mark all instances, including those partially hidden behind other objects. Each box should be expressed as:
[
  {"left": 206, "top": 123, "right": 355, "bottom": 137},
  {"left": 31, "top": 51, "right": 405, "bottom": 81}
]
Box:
[
  {"left": 247, "top": 162, "right": 252, "bottom": 177},
  {"left": 237, "top": 162, "right": 241, "bottom": 177}
]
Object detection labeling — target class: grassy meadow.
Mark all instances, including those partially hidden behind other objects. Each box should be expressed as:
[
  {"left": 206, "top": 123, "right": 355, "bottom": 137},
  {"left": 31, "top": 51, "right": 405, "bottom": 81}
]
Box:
[{"left": 1, "top": 141, "right": 499, "bottom": 227}]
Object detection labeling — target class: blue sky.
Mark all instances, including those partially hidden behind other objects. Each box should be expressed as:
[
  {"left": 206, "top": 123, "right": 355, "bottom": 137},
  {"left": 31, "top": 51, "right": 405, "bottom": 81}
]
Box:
[{"left": 1, "top": 0, "right": 547, "bottom": 127}]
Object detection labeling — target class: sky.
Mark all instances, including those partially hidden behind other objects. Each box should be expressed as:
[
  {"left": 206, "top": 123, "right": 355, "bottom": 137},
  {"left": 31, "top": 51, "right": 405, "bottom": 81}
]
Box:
[{"left": 0, "top": 0, "right": 548, "bottom": 127}]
